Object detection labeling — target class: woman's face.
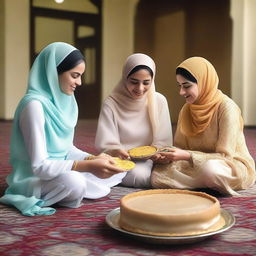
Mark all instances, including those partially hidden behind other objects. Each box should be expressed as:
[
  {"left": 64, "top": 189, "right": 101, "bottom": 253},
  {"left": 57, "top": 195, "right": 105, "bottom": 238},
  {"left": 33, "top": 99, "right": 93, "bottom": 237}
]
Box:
[
  {"left": 126, "top": 69, "right": 152, "bottom": 99},
  {"left": 58, "top": 61, "right": 85, "bottom": 95},
  {"left": 176, "top": 74, "right": 199, "bottom": 104}
]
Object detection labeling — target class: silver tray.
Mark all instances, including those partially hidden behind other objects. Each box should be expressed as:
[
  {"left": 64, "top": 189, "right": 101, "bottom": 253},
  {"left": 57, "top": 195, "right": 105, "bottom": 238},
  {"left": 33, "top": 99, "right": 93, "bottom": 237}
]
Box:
[{"left": 105, "top": 207, "right": 235, "bottom": 244}]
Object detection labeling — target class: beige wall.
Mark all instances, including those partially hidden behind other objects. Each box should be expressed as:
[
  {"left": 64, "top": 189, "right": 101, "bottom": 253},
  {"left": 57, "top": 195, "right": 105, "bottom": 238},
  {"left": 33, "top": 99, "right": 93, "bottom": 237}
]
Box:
[
  {"left": 0, "top": 0, "right": 4, "bottom": 118},
  {"left": 33, "top": 0, "right": 98, "bottom": 13},
  {"left": 0, "top": 0, "right": 255, "bottom": 125},
  {"left": 135, "top": 0, "right": 232, "bottom": 123},
  {"left": 231, "top": 0, "right": 256, "bottom": 125},
  {"left": 101, "top": 0, "right": 139, "bottom": 101},
  {"left": 0, "top": 0, "right": 138, "bottom": 119},
  {"left": 35, "top": 17, "right": 74, "bottom": 53},
  {"left": 0, "top": 0, "right": 29, "bottom": 120},
  {"left": 153, "top": 11, "right": 186, "bottom": 123},
  {"left": 244, "top": 0, "right": 256, "bottom": 125}
]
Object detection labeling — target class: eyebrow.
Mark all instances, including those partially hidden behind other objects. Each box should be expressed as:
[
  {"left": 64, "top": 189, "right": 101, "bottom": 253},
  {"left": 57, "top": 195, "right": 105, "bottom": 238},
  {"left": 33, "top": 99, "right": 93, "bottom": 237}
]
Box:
[
  {"left": 130, "top": 78, "right": 151, "bottom": 82},
  {"left": 72, "top": 71, "right": 82, "bottom": 76},
  {"left": 177, "top": 81, "right": 191, "bottom": 85}
]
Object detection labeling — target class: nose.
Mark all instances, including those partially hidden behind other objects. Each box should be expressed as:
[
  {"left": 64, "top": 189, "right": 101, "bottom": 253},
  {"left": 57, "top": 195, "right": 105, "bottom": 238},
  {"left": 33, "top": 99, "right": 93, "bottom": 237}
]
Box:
[
  {"left": 137, "top": 82, "right": 144, "bottom": 91},
  {"left": 179, "top": 87, "right": 186, "bottom": 96},
  {"left": 76, "top": 77, "right": 82, "bottom": 86}
]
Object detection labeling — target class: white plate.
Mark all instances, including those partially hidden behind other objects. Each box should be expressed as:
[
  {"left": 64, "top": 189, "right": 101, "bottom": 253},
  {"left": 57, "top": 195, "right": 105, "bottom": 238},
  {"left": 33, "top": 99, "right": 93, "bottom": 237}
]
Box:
[{"left": 105, "top": 207, "right": 235, "bottom": 244}]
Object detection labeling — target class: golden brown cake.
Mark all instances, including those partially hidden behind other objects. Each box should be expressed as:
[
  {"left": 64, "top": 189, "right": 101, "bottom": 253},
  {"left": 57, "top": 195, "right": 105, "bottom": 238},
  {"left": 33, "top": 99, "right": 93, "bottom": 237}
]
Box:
[{"left": 119, "top": 189, "right": 225, "bottom": 236}]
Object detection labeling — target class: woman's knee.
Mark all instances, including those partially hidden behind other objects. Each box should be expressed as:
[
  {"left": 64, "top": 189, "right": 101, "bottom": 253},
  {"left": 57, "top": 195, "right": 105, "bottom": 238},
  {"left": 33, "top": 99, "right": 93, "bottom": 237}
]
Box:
[
  {"left": 122, "top": 162, "right": 152, "bottom": 188},
  {"left": 199, "top": 159, "right": 231, "bottom": 187},
  {"left": 59, "top": 171, "right": 86, "bottom": 201},
  {"left": 134, "top": 170, "right": 151, "bottom": 187},
  {"left": 200, "top": 160, "right": 216, "bottom": 178}
]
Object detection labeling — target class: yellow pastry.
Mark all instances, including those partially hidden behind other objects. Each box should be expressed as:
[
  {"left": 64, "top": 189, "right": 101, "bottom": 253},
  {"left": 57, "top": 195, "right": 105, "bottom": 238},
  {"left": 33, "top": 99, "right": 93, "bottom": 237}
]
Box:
[
  {"left": 128, "top": 146, "right": 157, "bottom": 159},
  {"left": 113, "top": 157, "right": 135, "bottom": 170}
]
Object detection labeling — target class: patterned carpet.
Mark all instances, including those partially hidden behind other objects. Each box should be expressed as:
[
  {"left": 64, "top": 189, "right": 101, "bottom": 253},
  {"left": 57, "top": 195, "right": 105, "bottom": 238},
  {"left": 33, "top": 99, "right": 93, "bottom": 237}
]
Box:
[{"left": 0, "top": 120, "right": 256, "bottom": 256}]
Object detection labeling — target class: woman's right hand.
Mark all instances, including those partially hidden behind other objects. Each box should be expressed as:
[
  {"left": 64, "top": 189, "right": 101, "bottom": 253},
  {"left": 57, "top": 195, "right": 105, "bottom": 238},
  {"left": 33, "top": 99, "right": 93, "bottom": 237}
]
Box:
[
  {"left": 84, "top": 158, "right": 127, "bottom": 179},
  {"left": 151, "top": 153, "right": 171, "bottom": 164},
  {"left": 105, "top": 149, "right": 130, "bottom": 160},
  {"left": 157, "top": 147, "right": 191, "bottom": 162}
]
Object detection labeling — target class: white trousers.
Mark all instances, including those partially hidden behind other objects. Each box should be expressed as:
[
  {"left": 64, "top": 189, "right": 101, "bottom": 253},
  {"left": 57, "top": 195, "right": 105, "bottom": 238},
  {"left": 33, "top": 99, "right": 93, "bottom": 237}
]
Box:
[
  {"left": 40, "top": 171, "right": 86, "bottom": 208},
  {"left": 170, "top": 159, "right": 239, "bottom": 195},
  {"left": 40, "top": 170, "right": 126, "bottom": 208},
  {"left": 197, "top": 159, "right": 239, "bottom": 195},
  {"left": 152, "top": 159, "right": 240, "bottom": 195}
]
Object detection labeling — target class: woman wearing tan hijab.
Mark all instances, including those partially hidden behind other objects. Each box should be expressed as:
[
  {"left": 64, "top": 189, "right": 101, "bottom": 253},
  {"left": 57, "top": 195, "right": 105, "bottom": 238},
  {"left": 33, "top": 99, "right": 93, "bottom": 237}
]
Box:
[
  {"left": 95, "top": 53, "right": 172, "bottom": 188},
  {"left": 151, "top": 57, "right": 255, "bottom": 195}
]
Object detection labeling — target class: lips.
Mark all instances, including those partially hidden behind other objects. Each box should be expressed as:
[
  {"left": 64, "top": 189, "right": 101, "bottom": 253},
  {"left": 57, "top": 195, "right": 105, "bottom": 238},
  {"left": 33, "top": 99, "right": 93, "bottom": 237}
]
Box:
[{"left": 133, "top": 92, "right": 143, "bottom": 97}]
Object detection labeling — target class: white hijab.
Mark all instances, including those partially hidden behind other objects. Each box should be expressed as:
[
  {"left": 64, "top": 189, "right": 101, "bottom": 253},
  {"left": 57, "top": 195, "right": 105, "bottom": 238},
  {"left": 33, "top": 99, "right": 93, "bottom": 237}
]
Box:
[{"left": 105, "top": 53, "right": 159, "bottom": 143}]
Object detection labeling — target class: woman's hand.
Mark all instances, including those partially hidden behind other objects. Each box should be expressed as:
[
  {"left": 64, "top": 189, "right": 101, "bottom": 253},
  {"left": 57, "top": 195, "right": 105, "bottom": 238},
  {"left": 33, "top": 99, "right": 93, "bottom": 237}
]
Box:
[
  {"left": 159, "top": 147, "right": 191, "bottom": 161},
  {"left": 153, "top": 147, "right": 191, "bottom": 162},
  {"left": 77, "top": 158, "right": 127, "bottom": 179},
  {"left": 150, "top": 153, "right": 171, "bottom": 164},
  {"left": 105, "top": 149, "right": 130, "bottom": 160}
]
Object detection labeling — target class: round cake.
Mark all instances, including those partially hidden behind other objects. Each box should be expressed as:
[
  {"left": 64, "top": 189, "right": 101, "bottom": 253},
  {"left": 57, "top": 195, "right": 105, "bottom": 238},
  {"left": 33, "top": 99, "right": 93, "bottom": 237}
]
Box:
[{"left": 119, "top": 189, "right": 225, "bottom": 236}]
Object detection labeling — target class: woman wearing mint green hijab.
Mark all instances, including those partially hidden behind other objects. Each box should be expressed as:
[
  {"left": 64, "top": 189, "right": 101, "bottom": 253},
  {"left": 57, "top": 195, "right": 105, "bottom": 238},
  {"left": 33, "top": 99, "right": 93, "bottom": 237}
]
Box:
[{"left": 0, "top": 42, "right": 127, "bottom": 216}]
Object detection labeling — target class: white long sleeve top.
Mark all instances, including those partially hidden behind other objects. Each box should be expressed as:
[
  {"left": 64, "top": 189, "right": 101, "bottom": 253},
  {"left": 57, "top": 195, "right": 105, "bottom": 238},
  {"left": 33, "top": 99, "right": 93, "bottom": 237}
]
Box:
[
  {"left": 95, "top": 92, "right": 173, "bottom": 152},
  {"left": 19, "top": 100, "right": 90, "bottom": 180}
]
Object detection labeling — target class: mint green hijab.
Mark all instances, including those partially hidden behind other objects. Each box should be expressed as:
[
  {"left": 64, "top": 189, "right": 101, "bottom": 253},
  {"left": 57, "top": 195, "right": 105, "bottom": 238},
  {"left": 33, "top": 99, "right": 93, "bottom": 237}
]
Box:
[{"left": 0, "top": 42, "right": 81, "bottom": 216}]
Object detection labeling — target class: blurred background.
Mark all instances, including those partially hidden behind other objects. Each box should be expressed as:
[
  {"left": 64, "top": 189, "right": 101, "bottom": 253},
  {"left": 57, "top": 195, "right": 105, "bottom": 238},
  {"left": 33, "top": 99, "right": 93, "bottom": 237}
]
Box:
[{"left": 0, "top": 0, "right": 255, "bottom": 125}]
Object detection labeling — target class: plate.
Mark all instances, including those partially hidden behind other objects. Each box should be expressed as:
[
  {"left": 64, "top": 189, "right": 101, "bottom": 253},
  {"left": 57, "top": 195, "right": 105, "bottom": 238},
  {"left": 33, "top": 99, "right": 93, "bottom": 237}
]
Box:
[{"left": 105, "top": 207, "right": 235, "bottom": 245}]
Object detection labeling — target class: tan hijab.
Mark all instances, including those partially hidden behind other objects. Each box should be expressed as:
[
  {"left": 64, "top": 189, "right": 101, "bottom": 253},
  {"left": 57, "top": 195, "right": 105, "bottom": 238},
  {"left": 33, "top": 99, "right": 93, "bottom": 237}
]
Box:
[
  {"left": 177, "top": 57, "right": 225, "bottom": 136},
  {"left": 106, "top": 53, "right": 159, "bottom": 141}
]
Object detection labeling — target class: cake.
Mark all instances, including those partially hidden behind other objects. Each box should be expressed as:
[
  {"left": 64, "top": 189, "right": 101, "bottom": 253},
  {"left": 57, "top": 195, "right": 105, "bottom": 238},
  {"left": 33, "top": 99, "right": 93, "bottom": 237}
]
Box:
[
  {"left": 128, "top": 146, "right": 157, "bottom": 159},
  {"left": 119, "top": 189, "right": 225, "bottom": 236}
]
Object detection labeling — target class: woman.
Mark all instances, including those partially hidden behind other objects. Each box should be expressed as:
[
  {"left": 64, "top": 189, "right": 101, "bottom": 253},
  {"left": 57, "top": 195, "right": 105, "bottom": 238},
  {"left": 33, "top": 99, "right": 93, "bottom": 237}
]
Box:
[
  {"left": 0, "top": 42, "right": 126, "bottom": 216},
  {"left": 151, "top": 56, "right": 255, "bottom": 195},
  {"left": 95, "top": 53, "right": 172, "bottom": 188}
]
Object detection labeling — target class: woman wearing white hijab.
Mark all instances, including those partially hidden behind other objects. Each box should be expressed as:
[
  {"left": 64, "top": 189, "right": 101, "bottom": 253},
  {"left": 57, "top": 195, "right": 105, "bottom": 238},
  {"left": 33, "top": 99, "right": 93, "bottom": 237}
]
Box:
[
  {"left": 95, "top": 53, "right": 172, "bottom": 187},
  {"left": 0, "top": 42, "right": 127, "bottom": 216}
]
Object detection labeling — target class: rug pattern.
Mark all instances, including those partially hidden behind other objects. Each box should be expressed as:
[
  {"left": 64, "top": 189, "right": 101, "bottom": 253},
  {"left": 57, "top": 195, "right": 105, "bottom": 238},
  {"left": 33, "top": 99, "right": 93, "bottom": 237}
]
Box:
[{"left": 0, "top": 120, "right": 256, "bottom": 256}]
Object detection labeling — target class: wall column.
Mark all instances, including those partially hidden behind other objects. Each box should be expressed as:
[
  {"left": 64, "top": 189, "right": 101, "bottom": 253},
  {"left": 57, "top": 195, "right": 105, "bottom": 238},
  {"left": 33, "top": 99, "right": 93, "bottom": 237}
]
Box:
[
  {"left": 0, "top": 0, "right": 30, "bottom": 120},
  {"left": 101, "top": 0, "right": 139, "bottom": 101},
  {"left": 231, "top": 0, "right": 256, "bottom": 125}
]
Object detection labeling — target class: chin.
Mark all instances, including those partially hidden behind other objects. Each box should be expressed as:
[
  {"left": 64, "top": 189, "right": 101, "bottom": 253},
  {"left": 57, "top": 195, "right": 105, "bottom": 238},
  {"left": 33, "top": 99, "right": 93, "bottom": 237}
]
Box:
[
  {"left": 132, "top": 94, "right": 144, "bottom": 99},
  {"left": 65, "top": 91, "right": 74, "bottom": 96},
  {"left": 185, "top": 97, "right": 194, "bottom": 104}
]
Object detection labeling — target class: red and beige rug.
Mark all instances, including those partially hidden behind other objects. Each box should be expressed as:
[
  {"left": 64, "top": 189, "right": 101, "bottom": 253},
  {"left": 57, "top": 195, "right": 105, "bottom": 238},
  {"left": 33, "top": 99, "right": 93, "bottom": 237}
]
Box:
[{"left": 0, "top": 120, "right": 255, "bottom": 256}]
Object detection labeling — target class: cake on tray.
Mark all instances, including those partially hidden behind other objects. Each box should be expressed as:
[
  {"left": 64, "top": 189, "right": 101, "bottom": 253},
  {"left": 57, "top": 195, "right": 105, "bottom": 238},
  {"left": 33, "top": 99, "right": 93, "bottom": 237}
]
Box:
[{"left": 119, "top": 189, "right": 225, "bottom": 236}]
